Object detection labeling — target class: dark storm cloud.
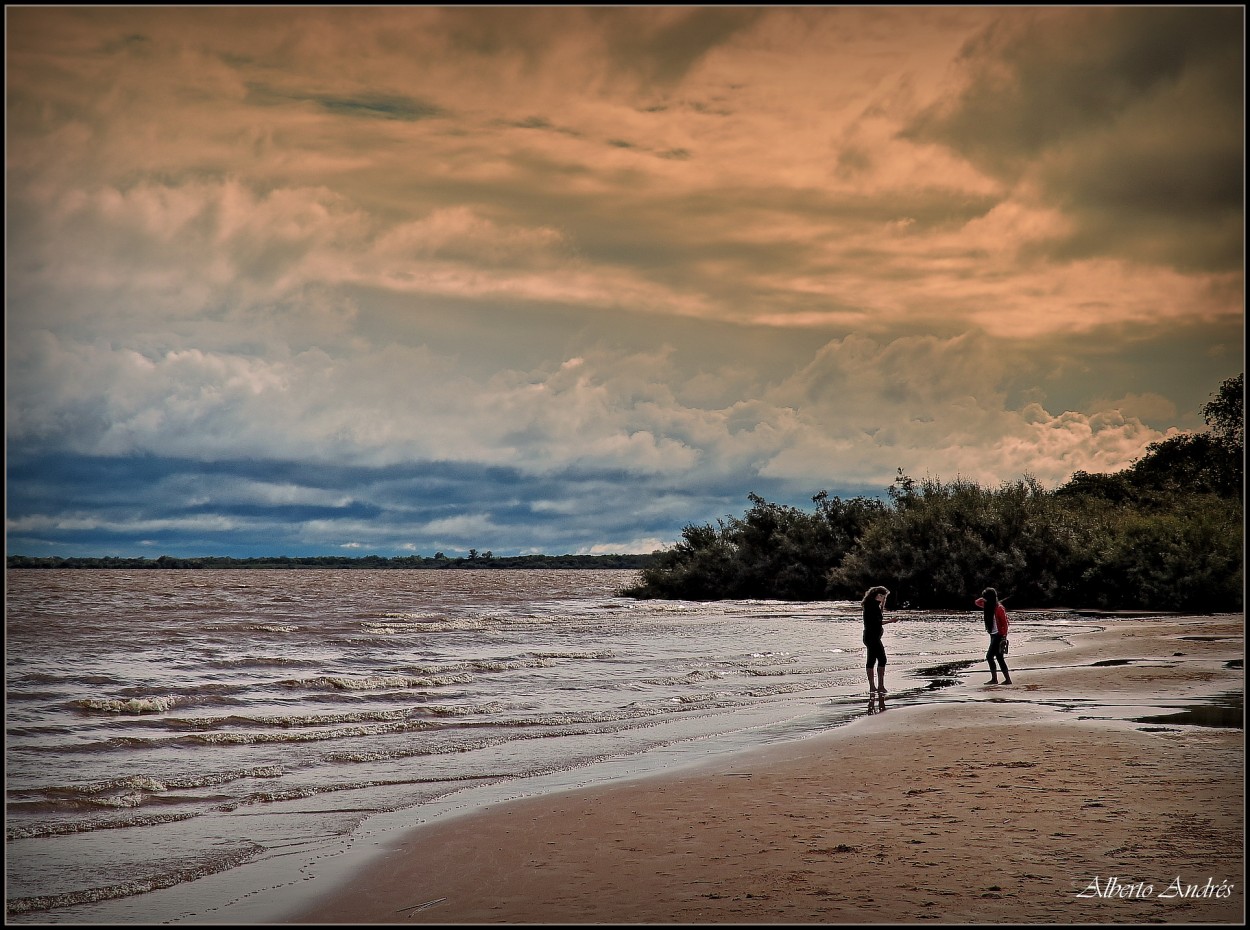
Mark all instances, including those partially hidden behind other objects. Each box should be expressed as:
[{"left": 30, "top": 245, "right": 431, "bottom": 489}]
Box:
[
  {"left": 436, "top": 6, "right": 762, "bottom": 91},
  {"left": 594, "top": 7, "right": 766, "bottom": 88},
  {"left": 4, "top": 450, "right": 861, "bottom": 559},
  {"left": 904, "top": 7, "right": 1243, "bottom": 272},
  {"left": 381, "top": 151, "right": 1002, "bottom": 302},
  {"left": 245, "top": 83, "right": 447, "bottom": 121}
]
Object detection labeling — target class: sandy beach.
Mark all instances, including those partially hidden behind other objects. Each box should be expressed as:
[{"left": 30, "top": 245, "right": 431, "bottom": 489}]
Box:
[{"left": 285, "top": 614, "right": 1244, "bottom": 925}]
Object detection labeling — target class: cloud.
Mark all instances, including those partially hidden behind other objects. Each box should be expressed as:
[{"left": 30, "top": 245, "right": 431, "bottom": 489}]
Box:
[
  {"left": 8, "top": 319, "right": 1188, "bottom": 497},
  {"left": 904, "top": 7, "right": 1244, "bottom": 272},
  {"left": 593, "top": 7, "right": 767, "bottom": 89},
  {"left": 244, "top": 83, "right": 448, "bottom": 121},
  {"left": 4, "top": 449, "right": 809, "bottom": 558},
  {"left": 5, "top": 7, "right": 1242, "bottom": 559}
]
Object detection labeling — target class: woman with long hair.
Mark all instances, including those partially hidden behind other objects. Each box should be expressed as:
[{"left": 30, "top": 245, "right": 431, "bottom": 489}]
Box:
[
  {"left": 861, "top": 585, "right": 902, "bottom": 693},
  {"left": 975, "top": 586, "right": 1012, "bottom": 685}
]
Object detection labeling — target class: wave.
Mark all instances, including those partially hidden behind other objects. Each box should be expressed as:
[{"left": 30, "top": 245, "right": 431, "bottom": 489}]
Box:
[
  {"left": 143, "top": 703, "right": 506, "bottom": 731},
  {"left": 161, "top": 708, "right": 420, "bottom": 730},
  {"left": 10, "top": 766, "right": 286, "bottom": 807},
  {"left": 6, "top": 810, "right": 201, "bottom": 841},
  {"left": 421, "top": 701, "right": 507, "bottom": 717},
  {"left": 280, "top": 673, "right": 475, "bottom": 691},
  {"left": 5, "top": 842, "right": 265, "bottom": 915},
  {"left": 199, "top": 623, "right": 300, "bottom": 633},
  {"left": 12, "top": 672, "right": 124, "bottom": 687},
  {"left": 204, "top": 655, "right": 325, "bottom": 669},
  {"left": 164, "top": 719, "right": 439, "bottom": 746},
  {"left": 375, "top": 617, "right": 490, "bottom": 632},
  {"left": 400, "top": 651, "right": 615, "bottom": 677},
  {"left": 74, "top": 695, "right": 182, "bottom": 714},
  {"left": 464, "top": 656, "right": 560, "bottom": 672},
  {"left": 641, "top": 669, "right": 728, "bottom": 685}
]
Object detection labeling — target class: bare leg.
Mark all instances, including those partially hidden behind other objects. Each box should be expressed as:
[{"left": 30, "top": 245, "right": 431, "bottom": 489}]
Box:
[
  {"left": 877, "top": 666, "right": 887, "bottom": 694},
  {"left": 867, "top": 669, "right": 876, "bottom": 692}
]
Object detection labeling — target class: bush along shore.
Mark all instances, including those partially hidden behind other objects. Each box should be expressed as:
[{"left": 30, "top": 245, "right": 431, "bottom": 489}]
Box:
[{"left": 624, "top": 375, "right": 1243, "bottom": 613}]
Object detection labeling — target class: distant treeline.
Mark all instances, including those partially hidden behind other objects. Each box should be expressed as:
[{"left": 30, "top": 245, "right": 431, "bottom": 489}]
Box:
[
  {"left": 6, "top": 553, "right": 657, "bottom": 571},
  {"left": 624, "top": 374, "right": 1244, "bottom": 613}
]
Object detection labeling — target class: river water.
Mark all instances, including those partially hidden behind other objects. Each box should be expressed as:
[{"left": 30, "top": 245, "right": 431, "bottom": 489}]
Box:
[{"left": 4, "top": 568, "right": 1089, "bottom": 922}]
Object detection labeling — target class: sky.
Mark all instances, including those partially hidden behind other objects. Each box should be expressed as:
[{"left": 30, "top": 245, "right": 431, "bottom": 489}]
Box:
[{"left": 5, "top": 6, "right": 1244, "bottom": 559}]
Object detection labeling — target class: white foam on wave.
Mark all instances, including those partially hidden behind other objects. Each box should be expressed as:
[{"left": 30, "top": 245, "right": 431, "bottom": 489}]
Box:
[
  {"left": 281, "top": 673, "right": 474, "bottom": 691},
  {"left": 76, "top": 695, "right": 181, "bottom": 715}
]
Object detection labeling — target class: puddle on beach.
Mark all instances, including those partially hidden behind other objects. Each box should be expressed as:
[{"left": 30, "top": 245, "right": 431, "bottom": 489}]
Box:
[
  {"left": 910, "top": 660, "right": 979, "bottom": 696},
  {"left": 1179, "top": 635, "right": 1239, "bottom": 642},
  {"left": 1130, "top": 690, "right": 1244, "bottom": 730},
  {"left": 914, "top": 659, "right": 979, "bottom": 679}
]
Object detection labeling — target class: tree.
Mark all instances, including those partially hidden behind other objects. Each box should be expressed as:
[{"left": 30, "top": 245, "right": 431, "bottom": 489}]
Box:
[
  {"left": 1111, "top": 372, "right": 1244, "bottom": 501},
  {"left": 1201, "top": 372, "right": 1243, "bottom": 449},
  {"left": 1128, "top": 433, "right": 1242, "bottom": 499}
]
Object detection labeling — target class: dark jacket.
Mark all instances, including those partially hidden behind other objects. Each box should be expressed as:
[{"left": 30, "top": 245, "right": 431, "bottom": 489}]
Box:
[{"left": 863, "top": 599, "right": 884, "bottom": 640}]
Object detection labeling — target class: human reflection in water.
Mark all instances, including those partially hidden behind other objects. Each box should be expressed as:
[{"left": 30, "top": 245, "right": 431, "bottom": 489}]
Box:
[{"left": 866, "top": 692, "right": 887, "bottom": 714}]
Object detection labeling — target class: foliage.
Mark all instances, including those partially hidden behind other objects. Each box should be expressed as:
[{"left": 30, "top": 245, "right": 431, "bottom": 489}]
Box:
[
  {"left": 626, "top": 373, "right": 1244, "bottom": 611},
  {"left": 620, "top": 492, "right": 887, "bottom": 600},
  {"left": 827, "top": 474, "right": 1084, "bottom": 608},
  {"left": 1072, "top": 495, "right": 1243, "bottom": 612},
  {"left": 1201, "top": 372, "right": 1244, "bottom": 448},
  {"left": 1123, "top": 433, "right": 1243, "bottom": 499}
]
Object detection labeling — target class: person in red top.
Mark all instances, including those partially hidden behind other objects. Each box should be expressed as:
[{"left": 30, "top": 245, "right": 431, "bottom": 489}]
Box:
[{"left": 974, "top": 587, "right": 1012, "bottom": 685}]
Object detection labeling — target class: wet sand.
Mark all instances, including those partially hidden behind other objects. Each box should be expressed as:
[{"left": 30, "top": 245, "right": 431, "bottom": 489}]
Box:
[{"left": 286, "top": 615, "right": 1244, "bottom": 925}]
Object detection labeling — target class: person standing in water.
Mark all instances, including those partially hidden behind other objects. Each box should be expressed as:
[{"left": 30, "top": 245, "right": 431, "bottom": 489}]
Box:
[
  {"left": 975, "top": 587, "right": 1012, "bottom": 685},
  {"left": 862, "top": 585, "right": 902, "bottom": 693}
]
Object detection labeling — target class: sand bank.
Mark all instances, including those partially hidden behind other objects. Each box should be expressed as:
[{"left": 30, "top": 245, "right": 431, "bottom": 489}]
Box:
[{"left": 286, "top": 615, "right": 1244, "bottom": 925}]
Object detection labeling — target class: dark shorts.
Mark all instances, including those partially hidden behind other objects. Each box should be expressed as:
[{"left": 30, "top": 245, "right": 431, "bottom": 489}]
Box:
[{"left": 864, "top": 635, "right": 887, "bottom": 667}]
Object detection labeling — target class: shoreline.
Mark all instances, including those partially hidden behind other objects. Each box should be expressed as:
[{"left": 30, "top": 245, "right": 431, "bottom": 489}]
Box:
[{"left": 281, "top": 614, "right": 1244, "bottom": 925}]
